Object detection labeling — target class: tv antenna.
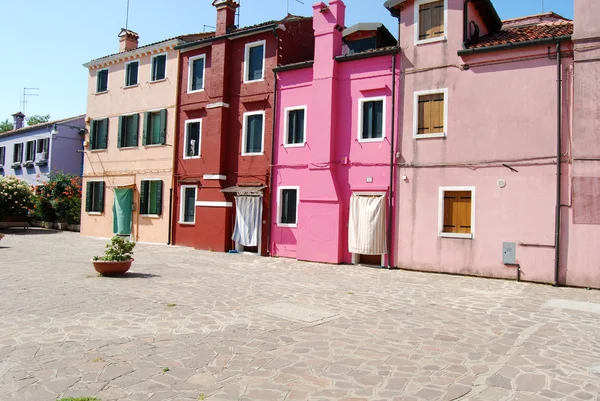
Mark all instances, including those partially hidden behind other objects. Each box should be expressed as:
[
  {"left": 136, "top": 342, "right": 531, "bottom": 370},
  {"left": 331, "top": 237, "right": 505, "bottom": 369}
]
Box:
[
  {"left": 125, "top": 0, "right": 131, "bottom": 30},
  {"left": 235, "top": 0, "right": 241, "bottom": 28},
  {"left": 21, "top": 88, "right": 39, "bottom": 115},
  {"left": 204, "top": 25, "right": 216, "bottom": 32},
  {"left": 287, "top": 0, "right": 305, "bottom": 15}
]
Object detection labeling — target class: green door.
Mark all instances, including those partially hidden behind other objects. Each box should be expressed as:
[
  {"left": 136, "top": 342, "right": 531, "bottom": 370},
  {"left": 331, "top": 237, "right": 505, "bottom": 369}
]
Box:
[{"left": 113, "top": 188, "right": 133, "bottom": 235}]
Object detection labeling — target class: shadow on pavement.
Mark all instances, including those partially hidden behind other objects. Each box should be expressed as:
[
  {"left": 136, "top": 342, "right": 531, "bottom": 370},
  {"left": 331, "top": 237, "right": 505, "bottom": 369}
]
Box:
[
  {"left": 0, "top": 228, "right": 62, "bottom": 235},
  {"left": 101, "top": 272, "right": 161, "bottom": 279}
]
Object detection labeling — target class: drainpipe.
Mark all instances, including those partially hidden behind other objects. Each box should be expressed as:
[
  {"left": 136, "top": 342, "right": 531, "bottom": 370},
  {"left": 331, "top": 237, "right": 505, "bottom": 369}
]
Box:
[
  {"left": 167, "top": 188, "right": 173, "bottom": 245},
  {"left": 553, "top": 42, "right": 562, "bottom": 286},
  {"left": 387, "top": 50, "right": 398, "bottom": 268},
  {"left": 463, "top": 0, "right": 472, "bottom": 43},
  {"left": 267, "top": 27, "right": 280, "bottom": 256}
]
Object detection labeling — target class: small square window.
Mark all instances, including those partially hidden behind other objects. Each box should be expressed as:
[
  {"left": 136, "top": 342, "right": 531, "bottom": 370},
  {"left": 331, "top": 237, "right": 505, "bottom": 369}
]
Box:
[
  {"left": 278, "top": 187, "right": 299, "bottom": 226},
  {"left": 440, "top": 188, "right": 474, "bottom": 238},
  {"left": 151, "top": 54, "right": 167, "bottom": 81},
  {"left": 86, "top": 181, "right": 105, "bottom": 213},
  {"left": 184, "top": 119, "right": 202, "bottom": 158},
  {"left": 414, "top": 89, "right": 447, "bottom": 139},
  {"left": 245, "top": 41, "right": 265, "bottom": 82},
  {"left": 188, "top": 55, "right": 206, "bottom": 92},
  {"left": 125, "top": 61, "right": 139, "bottom": 87},
  {"left": 180, "top": 186, "right": 197, "bottom": 224},
  {"left": 416, "top": 0, "right": 446, "bottom": 44},
  {"left": 358, "top": 97, "right": 385, "bottom": 142},
  {"left": 96, "top": 69, "right": 109, "bottom": 93},
  {"left": 242, "top": 112, "right": 264, "bottom": 155},
  {"left": 285, "top": 107, "right": 306, "bottom": 146},
  {"left": 140, "top": 180, "right": 163, "bottom": 216}
]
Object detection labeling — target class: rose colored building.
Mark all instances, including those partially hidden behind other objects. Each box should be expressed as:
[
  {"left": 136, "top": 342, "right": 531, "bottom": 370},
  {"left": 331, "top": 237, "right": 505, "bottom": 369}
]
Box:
[
  {"left": 270, "top": 0, "right": 400, "bottom": 266},
  {"left": 170, "top": 0, "right": 314, "bottom": 255},
  {"left": 382, "top": 0, "right": 600, "bottom": 288},
  {"left": 81, "top": 29, "right": 212, "bottom": 244}
]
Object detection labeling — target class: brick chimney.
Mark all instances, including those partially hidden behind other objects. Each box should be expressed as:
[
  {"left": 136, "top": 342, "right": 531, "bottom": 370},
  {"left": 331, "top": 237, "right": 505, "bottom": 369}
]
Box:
[
  {"left": 11, "top": 112, "right": 25, "bottom": 130},
  {"left": 212, "top": 0, "right": 239, "bottom": 36},
  {"left": 118, "top": 28, "right": 139, "bottom": 52}
]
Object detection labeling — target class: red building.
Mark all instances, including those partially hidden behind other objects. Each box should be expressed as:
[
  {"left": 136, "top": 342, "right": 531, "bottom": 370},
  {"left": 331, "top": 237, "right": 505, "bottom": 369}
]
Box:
[{"left": 171, "top": 0, "right": 314, "bottom": 255}]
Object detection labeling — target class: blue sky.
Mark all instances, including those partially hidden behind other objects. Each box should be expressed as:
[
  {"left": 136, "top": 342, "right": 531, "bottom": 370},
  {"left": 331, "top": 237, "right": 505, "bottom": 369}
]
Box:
[{"left": 0, "top": 0, "right": 573, "bottom": 124}]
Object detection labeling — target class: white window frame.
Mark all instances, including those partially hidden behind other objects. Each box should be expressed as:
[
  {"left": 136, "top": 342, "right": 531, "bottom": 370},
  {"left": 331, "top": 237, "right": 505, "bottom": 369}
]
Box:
[
  {"left": 357, "top": 96, "right": 387, "bottom": 143},
  {"left": 414, "top": 0, "right": 448, "bottom": 45},
  {"left": 277, "top": 186, "right": 300, "bottom": 228},
  {"left": 438, "top": 186, "right": 475, "bottom": 239},
  {"left": 243, "top": 40, "right": 266, "bottom": 84},
  {"left": 179, "top": 185, "right": 198, "bottom": 225},
  {"left": 13, "top": 143, "right": 23, "bottom": 163},
  {"left": 241, "top": 110, "right": 265, "bottom": 156},
  {"left": 96, "top": 68, "right": 109, "bottom": 94},
  {"left": 283, "top": 105, "right": 307, "bottom": 148},
  {"left": 87, "top": 179, "right": 105, "bottom": 215},
  {"left": 140, "top": 178, "right": 163, "bottom": 217},
  {"left": 24, "top": 140, "right": 36, "bottom": 162},
  {"left": 183, "top": 118, "right": 202, "bottom": 159},
  {"left": 124, "top": 60, "right": 140, "bottom": 88},
  {"left": 150, "top": 53, "right": 168, "bottom": 82},
  {"left": 187, "top": 54, "right": 206, "bottom": 93},
  {"left": 413, "top": 88, "right": 448, "bottom": 139}
]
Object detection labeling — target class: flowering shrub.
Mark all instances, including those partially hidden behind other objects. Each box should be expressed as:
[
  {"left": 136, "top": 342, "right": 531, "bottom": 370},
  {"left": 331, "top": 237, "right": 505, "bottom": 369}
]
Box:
[
  {"left": 0, "top": 176, "right": 34, "bottom": 220},
  {"left": 33, "top": 172, "right": 82, "bottom": 224}
]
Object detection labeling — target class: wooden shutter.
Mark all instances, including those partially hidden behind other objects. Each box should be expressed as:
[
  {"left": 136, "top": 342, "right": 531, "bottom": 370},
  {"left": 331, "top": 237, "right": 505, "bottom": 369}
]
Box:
[
  {"left": 155, "top": 180, "right": 163, "bottom": 216},
  {"left": 419, "top": 3, "right": 432, "bottom": 40},
  {"left": 98, "top": 182, "right": 105, "bottom": 213},
  {"left": 118, "top": 116, "right": 124, "bottom": 148},
  {"left": 443, "top": 191, "right": 471, "bottom": 234},
  {"left": 142, "top": 112, "right": 150, "bottom": 146},
  {"left": 431, "top": 0, "right": 444, "bottom": 38},
  {"left": 131, "top": 114, "right": 139, "bottom": 146},
  {"left": 85, "top": 181, "right": 92, "bottom": 212},
  {"left": 418, "top": 95, "right": 431, "bottom": 135},
  {"left": 99, "top": 118, "right": 109, "bottom": 149},
  {"left": 431, "top": 93, "right": 444, "bottom": 132},
  {"left": 89, "top": 120, "right": 97, "bottom": 150},
  {"left": 140, "top": 181, "right": 149, "bottom": 214},
  {"left": 159, "top": 109, "right": 167, "bottom": 145}
]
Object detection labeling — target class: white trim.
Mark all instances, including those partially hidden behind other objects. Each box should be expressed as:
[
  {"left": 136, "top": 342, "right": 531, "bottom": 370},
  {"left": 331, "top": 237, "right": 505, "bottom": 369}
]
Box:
[
  {"left": 413, "top": 88, "right": 449, "bottom": 139},
  {"left": 438, "top": 186, "right": 475, "bottom": 239},
  {"left": 150, "top": 53, "right": 168, "bottom": 82},
  {"left": 86, "top": 179, "right": 105, "bottom": 215},
  {"left": 179, "top": 185, "right": 198, "bottom": 225},
  {"left": 283, "top": 105, "right": 307, "bottom": 148},
  {"left": 187, "top": 54, "right": 206, "bottom": 93},
  {"left": 206, "top": 102, "right": 230, "bottom": 109},
  {"left": 183, "top": 118, "right": 202, "bottom": 159},
  {"left": 196, "top": 201, "right": 233, "bottom": 208},
  {"left": 124, "top": 60, "right": 140, "bottom": 87},
  {"left": 414, "top": 0, "right": 448, "bottom": 45},
  {"left": 241, "top": 110, "right": 265, "bottom": 156},
  {"left": 277, "top": 186, "right": 299, "bottom": 228},
  {"left": 357, "top": 96, "right": 387, "bottom": 143},
  {"left": 203, "top": 174, "right": 226, "bottom": 180},
  {"left": 243, "top": 40, "right": 266, "bottom": 84},
  {"left": 87, "top": 212, "right": 102, "bottom": 216},
  {"left": 96, "top": 68, "right": 109, "bottom": 94}
]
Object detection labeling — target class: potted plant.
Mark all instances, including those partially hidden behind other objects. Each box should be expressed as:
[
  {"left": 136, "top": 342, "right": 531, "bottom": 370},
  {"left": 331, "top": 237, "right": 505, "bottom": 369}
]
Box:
[
  {"left": 0, "top": 233, "right": 4, "bottom": 242},
  {"left": 92, "top": 236, "right": 136, "bottom": 275}
]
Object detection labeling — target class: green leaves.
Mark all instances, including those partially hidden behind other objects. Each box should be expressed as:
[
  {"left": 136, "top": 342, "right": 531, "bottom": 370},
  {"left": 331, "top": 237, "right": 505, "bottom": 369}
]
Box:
[
  {"left": 26, "top": 114, "right": 51, "bottom": 126},
  {"left": 98, "top": 236, "right": 136, "bottom": 261}
]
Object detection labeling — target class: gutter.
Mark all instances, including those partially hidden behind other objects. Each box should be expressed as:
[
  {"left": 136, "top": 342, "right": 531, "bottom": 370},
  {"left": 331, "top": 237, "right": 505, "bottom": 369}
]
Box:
[
  {"left": 267, "top": 27, "right": 280, "bottom": 257},
  {"left": 458, "top": 35, "right": 572, "bottom": 56},
  {"left": 273, "top": 61, "right": 315, "bottom": 73},
  {"left": 387, "top": 51, "right": 398, "bottom": 269},
  {"left": 175, "top": 24, "right": 278, "bottom": 51},
  {"left": 335, "top": 46, "right": 400, "bottom": 63},
  {"left": 168, "top": 51, "right": 183, "bottom": 246},
  {"left": 554, "top": 41, "right": 563, "bottom": 286}
]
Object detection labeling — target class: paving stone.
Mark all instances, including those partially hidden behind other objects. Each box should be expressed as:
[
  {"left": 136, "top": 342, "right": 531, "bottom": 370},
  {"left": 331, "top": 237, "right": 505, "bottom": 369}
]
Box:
[
  {"left": 515, "top": 373, "right": 546, "bottom": 392},
  {"left": 486, "top": 374, "right": 513, "bottom": 390}
]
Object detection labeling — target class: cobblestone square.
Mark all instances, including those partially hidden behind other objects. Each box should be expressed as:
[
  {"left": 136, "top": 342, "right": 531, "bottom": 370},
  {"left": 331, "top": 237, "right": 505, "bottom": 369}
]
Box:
[{"left": 0, "top": 230, "right": 599, "bottom": 401}]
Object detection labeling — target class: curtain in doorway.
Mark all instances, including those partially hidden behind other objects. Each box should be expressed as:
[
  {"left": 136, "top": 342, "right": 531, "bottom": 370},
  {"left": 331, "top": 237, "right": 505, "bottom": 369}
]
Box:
[
  {"left": 348, "top": 194, "right": 387, "bottom": 255},
  {"left": 232, "top": 196, "right": 262, "bottom": 247},
  {"left": 113, "top": 188, "right": 133, "bottom": 235}
]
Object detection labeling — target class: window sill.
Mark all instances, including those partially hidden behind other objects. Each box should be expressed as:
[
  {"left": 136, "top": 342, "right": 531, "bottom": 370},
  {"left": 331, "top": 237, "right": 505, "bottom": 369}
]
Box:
[
  {"left": 149, "top": 78, "right": 167, "bottom": 84},
  {"left": 187, "top": 89, "right": 205, "bottom": 94},
  {"left": 118, "top": 146, "right": 139, "bottom": 150},
  {"left": 179, "top": 221, "right": 195, "bottom": 225},
  {"left": 89, "top": 149, "right": 107, "bottom": 153},
  {"left": 241, "top": 152, "right": 264, "bottom": 156},
  {"left": 414, "top": 132, "right": 447, "bottom": 139},
  {"left": 440, "top": 232, "right": 473, "bottom": 239},
  {"left": 416, "top": 36, "right": 447, "bottom": 46},
  {"left": 277, "top": 223, "right": 298, "bottom": 228},
  {"left": 283, "top": 143, "right": 306, "bottom": 148},
  {"left": 88, "top": 212, "right": 102, "bottom": 216},
  {"left": 144, "top": 144, "right": 166, "bottom": 148},
  {"left": 141, "top": 214, "right": 161, "bottom": 219},
  {"left": 244, "top": 78, "right": 265, "bottom": 84},
  {"left": 95, "top": 91, "right": 109, "bottom": 96},
  {"left": 183, "top": 156, "right": 201, "bottom": 160},
  {"left": 358, "top": 137, "right": 385, "bottom": 143},
  {"left": 11, "top": 163, "right": 22, "bottom": 168},
  {"left": 124, "top": 84, "right": 139, "bottom": 89}
]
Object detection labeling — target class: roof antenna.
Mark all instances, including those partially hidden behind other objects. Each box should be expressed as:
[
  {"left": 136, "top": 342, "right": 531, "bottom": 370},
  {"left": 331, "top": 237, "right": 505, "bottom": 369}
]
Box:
[
  {"left": 125, "top": 0, "right": 130, "bottom": 30},
  {"left": 236, "top": 0, "right": 241, "bottom": 28},
  {"left": 287, "top": 0, "right": 305, "bottom": 15}
]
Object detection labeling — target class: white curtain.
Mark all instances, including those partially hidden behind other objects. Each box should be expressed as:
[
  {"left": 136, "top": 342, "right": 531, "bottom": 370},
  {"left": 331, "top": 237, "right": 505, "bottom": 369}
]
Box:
[
  {"left": 348, "top": 194, "right": 387, "bottom": 255},
  {"left": 232, "top": 196, "right": 262, "bottom": 247}
]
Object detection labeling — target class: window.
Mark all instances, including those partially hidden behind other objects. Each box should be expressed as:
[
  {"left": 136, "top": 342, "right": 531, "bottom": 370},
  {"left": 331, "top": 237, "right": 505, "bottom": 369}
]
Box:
[
  {"left": 140, "top": 180, "right": 163, "bottom": 216},
  {"left": 96, "top": 69, "right": 109, "bottom": 93},
  {"left": 244, "top": 41, "right": 265, "bottom": 82},
  {"left": 184, "top": 119, "right": 202, "bottom": 158},
  {"left": 118, "top": 114, "right": 139, "bottom": 148},
  {"left": 180, "top": 185, "right": 197, "bottom": 224},
  {"left": 36, "top": 138, "right": 49, "bottom": 158},
  {"left": 358, "top": 97, "right": 386, "bottom": 142},
  {"left": 439, "top": 187, "right": 475, "bottom": 239},
  {"left": 0, "top": 147, "right": 5, "bottom": 166},
  {"left": 12, "top": 143, "right": 23, "bottom": 164},
  {"left": 90, "top": 118, "right": 109, "bottom": 150},
  {"left": 416, "top": 0, "right": 446, "bottom": 44},
  {"left": 143, "top": 110, "right": 167, "bottom": 146},
  {"left": 414, "top": 89, "right": 447, "bottom": 139},
  {"left": 278, "top": 187, "right": 299, "bottom": 227},
  {"left": 284, "top": 106, "right": 306, "bottom": 147},
  {"left": 242, "top": 111, "right": 265, "bottom": 155},
  {"left": 151, "top": 54, "right": 167, "bottom": 81},
  {"left": 125, "top": 61, "right": 139, "bottom": 87},
  {"left": 24, "top": 140, "right": 36, "bottom": 162},
  {"left": 188, "top": 55, "right": 206, "bottom": 92},
  {"left": 86, "top": 181, "right": 105, "bottom": 213}
]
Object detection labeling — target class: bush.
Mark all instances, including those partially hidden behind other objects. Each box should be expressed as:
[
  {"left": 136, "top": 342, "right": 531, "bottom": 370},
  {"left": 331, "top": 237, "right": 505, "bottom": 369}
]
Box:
[
  {"left": 94, "top": 236, "right": 136, "bottom": 262},
  {"left": 33, "top": 172, "right": 82, "bottom": 224},
  {"left": 0, "top": 176, "right": 34, "bottom": 220}
]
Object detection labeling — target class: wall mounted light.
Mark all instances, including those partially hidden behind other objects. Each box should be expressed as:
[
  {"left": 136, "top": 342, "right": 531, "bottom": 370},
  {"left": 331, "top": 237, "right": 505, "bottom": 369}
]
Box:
[{"left": 50, "top": 123, "right": 88, "bottom": 137}]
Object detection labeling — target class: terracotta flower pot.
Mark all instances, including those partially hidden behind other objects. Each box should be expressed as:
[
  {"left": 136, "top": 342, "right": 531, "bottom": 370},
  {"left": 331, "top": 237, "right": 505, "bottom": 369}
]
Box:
[{"left": 92, "top": 259, "right": 134, "bottom": 276}]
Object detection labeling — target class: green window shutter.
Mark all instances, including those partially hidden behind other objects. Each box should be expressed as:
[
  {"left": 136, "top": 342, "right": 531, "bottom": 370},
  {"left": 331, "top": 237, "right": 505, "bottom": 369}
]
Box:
[
  {"left": 118, "top": 116, "right": 124, "bottom": 148},
  {"left": 132, "top": 113, "right": 139, "bottom": 146},
  {"left": 85, "top": 181, "right": 92, "bottom": 212},
  {"left": 99, "top": 118, "right": 109, "bottom": 149},
  {"left": 142, "top": 112, "right": 150, "bottom": 145},
  {"left": 140, "top": 181, "right": 148, "bottom": 214},
  {"left": 159, "top": 109, "right": 167, "bottom": 145},
  {"left": 90, "top": 120, "right": 97, "bottom": 150},
  {"left": 98, "top": 182, "right": 105, "bottom": 213},
  {"left": 155, "top": 180, "right": 163, "bottom": 215}
]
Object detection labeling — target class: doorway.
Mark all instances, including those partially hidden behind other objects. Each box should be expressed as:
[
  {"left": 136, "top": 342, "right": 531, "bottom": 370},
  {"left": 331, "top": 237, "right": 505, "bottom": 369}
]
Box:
[
  {"left": 113, "top": 188, "right": 133, "bottom": 236},
  {"left": 349, "top": 192, "right": 387, "bottom": 267},
  {"left": 232, "top": 195, "right": 263, "bottom": 255}
]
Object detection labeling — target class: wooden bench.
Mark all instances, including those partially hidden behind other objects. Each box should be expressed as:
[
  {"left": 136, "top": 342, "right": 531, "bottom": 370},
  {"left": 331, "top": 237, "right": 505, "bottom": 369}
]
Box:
[{"left": 0, "top": 222, "right": 29, "bottom": 229}]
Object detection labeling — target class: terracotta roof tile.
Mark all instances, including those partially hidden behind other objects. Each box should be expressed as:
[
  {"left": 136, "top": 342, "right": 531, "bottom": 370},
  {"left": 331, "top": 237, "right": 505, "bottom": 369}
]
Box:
[{"left": 466, "top": 20, "right": 573, "bottom": 50}]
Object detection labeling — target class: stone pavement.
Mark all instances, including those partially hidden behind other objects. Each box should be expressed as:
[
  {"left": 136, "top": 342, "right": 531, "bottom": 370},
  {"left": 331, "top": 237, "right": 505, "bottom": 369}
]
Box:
[{"left": 0, "top": 229, "right": 599, "bottom": 401}]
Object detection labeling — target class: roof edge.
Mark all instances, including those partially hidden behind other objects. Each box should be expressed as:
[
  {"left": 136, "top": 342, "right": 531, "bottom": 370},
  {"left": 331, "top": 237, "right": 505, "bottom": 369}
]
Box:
[
  {"left": 176, "top": 24, "right": 279, "bottom": 50},
  {"left": 0, "top": 114, "right": 86, "bottom": 138},
  {"left": 458, "top": 34, "right": 572, "bottom": 56},
  {"left": 335, "top": 46, "right": 401, "bottom": 62}
]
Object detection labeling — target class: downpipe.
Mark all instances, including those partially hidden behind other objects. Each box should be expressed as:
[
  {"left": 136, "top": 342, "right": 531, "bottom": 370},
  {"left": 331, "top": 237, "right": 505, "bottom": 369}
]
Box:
[{"left": 553, "top": 42, "right": 562, "bottom": 286}]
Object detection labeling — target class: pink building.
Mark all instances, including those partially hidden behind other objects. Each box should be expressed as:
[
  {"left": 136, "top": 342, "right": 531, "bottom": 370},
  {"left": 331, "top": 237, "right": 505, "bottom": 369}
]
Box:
[{"left": 271, "top": 0, "right": 400, "bottom": 266}]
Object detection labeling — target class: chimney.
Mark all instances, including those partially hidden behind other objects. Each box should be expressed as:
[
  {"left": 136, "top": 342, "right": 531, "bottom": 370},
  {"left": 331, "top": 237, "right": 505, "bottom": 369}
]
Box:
[
  {"left": 313, "top": 0, "right": 346, "bottom": 62},
  {"left": 212, "top": 0, "right": 239, "bottom": 37},
  {"left": 118, "top": 28, "right": 139, "bottom": 52},
  {"left": 11, "top": 112, "right": 25, "bottom": 130}
]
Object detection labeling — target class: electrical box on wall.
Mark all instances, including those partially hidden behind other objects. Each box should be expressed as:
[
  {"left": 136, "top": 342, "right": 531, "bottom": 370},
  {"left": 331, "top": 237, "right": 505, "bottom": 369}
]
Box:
[{"left": 503, "top": 242, "right": 516, "bottom": 265}]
